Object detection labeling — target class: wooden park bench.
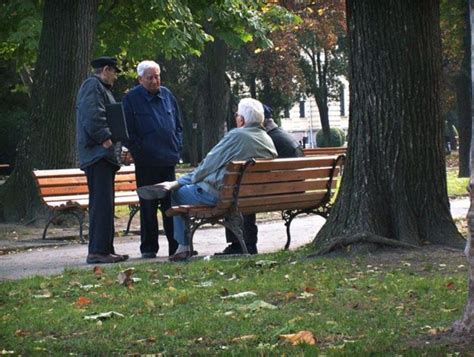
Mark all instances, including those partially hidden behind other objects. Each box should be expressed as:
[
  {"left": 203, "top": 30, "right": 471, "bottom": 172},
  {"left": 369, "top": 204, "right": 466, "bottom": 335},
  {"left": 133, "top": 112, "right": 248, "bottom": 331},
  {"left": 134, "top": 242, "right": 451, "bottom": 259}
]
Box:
[
  {"left": 33, "top": 165, "right": 140, "bottom": 243},
  {"left": 303, "top": 146, "right": 347, "bottom": 156},
  {"left": 166, "top": 155, "right": 345, "bottom": 255}
]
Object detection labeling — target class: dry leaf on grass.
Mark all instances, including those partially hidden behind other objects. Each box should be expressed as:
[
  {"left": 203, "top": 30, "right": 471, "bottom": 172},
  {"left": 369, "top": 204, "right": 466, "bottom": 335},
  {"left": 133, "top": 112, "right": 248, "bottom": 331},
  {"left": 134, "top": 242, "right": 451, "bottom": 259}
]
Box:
[
  {"left": 232, "top": 335, "right": 257, "bottom": 342},
  {"left": 93, "top": 266, "right": 104, "bottom": 276},
  {"left": 75, "top": 296, "right": 92, "bottom": 308},
  {"left": 84, "top": 311, "right": 124, "bottom": 321},
  {"left": 221, "top": 291, "right": 257, "bottom": 299},
  {"left": 279, "top": 330, "right": 317, "bottom": 345},
  {"left": 117, "top": 268, "right": 135, "bottom": 286}
]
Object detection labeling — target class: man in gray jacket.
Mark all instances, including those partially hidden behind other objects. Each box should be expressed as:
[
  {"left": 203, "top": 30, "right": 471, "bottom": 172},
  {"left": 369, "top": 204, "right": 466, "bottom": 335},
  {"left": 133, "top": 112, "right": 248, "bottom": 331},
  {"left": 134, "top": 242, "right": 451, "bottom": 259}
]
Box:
[
  {"left": 76, "top": 56, "right": 128, "bottom": 264},
  {"left": 138, "top": 98, "right": 277, "bottom": 261}
]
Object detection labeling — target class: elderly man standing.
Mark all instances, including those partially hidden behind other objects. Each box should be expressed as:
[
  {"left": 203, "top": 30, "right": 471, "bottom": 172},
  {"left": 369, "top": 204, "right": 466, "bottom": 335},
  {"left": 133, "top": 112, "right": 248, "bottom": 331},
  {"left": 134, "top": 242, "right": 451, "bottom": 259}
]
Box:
[
  {"left": 123, "top": 60, "right": 183, "bottom": 258},
  {"left": 137, "top": 98, "right": 277, "bottom": 261},
  {"left": 76, "top": 56, "right": 128, "bottom": 264}
]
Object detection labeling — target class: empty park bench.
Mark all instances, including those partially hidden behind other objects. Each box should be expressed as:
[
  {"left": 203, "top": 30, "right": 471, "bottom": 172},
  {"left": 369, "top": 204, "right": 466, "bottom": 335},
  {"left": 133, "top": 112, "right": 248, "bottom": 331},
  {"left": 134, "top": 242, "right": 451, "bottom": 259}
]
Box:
[
  {"left": 33, "top": 165, "right": 140, "bottom": 242},
  {"left": 166, "top": 155, "right": 345, "bottom": 255},
  {"left": 303, "top": 146, "right": 347, "bottom": 156}
]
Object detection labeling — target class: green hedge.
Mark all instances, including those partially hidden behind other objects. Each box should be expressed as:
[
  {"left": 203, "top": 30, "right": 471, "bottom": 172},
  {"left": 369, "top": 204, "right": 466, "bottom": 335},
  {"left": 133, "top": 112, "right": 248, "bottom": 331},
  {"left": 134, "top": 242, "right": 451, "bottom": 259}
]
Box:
[{"left": 316, "top": 127, "right": 345, "bottom": 147}]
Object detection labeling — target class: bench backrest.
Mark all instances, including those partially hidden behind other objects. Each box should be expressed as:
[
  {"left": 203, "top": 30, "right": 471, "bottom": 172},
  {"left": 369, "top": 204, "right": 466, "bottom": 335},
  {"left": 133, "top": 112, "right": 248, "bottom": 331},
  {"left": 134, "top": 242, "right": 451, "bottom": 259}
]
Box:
[
  {"left": 218, "top": 156, "right": 344, "bottom": 215},
  {"left": 303, "top": 147, "right": 346, "bottom": 156},
  {"left": 33, "top": 165, "right": 138, "bottom": 208}
]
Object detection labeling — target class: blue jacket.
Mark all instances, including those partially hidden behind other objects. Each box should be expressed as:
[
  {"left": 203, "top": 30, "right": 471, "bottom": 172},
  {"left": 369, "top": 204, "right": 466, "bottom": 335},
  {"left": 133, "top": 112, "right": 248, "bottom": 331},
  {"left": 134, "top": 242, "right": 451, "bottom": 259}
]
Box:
[
  {"left": 76, "top": 75, "right": 121, "bottom": 170},
  {"left": 123, "top": 85, "right": 183, "bottom": 167}
]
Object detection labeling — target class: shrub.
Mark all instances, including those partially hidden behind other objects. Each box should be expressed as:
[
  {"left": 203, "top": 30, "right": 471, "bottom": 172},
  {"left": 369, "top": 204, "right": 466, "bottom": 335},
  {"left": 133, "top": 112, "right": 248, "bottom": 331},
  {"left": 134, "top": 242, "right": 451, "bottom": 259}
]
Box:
[{"left": 316, "top": 127, "right": 345, "bottom": 147}]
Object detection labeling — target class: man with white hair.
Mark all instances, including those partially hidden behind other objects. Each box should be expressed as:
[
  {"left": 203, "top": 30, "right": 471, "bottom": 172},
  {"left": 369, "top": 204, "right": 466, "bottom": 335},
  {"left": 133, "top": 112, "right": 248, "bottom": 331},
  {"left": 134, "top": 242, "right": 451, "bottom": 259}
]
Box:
[
  {"left": 137, "top": 97, "right": 277, "bottom": 261},
  {"left": 123, "top": 60, "right": 183, "bottom": 258}
]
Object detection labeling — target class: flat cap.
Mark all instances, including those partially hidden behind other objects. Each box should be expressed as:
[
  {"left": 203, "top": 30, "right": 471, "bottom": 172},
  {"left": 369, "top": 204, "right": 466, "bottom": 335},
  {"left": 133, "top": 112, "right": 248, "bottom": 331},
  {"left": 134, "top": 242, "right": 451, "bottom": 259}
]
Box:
[{"left": 90, "top": 56, "right": 121, "bottom": 72}]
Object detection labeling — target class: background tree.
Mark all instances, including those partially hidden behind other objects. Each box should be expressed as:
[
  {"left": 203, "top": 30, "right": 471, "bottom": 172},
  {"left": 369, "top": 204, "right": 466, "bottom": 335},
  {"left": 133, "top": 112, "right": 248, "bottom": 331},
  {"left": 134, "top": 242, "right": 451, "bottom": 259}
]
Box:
[
  {"left": 440, "top": 0, "right": 471, "bottom": 177},
  {"left": 313, "top": 0, "right": 465, "bottom": 253},
  {"left": 294, "top": 0, "right": 347, "bottom": 142},
  {"left": 0, "top": 0, "right": 100, "bottom": 221},
  {"left": 452, "top": 0, "right": 474, "bottom": 338}
]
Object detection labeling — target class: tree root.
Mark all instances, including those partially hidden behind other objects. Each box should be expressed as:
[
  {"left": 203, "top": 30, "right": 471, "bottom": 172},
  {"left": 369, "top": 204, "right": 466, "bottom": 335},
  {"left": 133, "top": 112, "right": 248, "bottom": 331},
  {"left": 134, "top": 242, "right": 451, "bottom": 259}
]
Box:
[{"left": 310, "top": 231, "right": 420, "bottom": 257}]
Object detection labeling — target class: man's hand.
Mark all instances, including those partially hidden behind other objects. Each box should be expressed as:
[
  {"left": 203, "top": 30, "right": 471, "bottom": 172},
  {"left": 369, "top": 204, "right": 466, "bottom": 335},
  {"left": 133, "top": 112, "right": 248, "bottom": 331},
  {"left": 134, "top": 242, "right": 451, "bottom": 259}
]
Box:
[{"left": 102, "top": 139, "right": 113, "bottom": 149}]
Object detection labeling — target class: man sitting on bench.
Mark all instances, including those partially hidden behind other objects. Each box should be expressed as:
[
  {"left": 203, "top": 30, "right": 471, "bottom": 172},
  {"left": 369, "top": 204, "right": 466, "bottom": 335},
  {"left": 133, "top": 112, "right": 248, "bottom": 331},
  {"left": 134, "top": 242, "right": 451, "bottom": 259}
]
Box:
[{"left": 137, "top": 98, "right": 277, "bottom": 261}]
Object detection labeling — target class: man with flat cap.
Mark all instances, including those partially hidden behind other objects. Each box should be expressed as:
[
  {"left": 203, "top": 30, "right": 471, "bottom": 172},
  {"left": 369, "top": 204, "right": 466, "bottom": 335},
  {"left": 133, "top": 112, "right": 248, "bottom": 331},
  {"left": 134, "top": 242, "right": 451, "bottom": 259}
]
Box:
[{"left": 76, "top": 56, "right": 128, "bottom": 264}]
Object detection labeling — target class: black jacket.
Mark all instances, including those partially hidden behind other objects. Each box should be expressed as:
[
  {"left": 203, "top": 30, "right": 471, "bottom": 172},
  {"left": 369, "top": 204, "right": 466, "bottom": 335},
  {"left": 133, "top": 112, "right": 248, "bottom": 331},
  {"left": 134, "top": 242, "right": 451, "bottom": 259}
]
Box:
[{"left": 76, "top": 75, "right": 121, "bottom": 170}]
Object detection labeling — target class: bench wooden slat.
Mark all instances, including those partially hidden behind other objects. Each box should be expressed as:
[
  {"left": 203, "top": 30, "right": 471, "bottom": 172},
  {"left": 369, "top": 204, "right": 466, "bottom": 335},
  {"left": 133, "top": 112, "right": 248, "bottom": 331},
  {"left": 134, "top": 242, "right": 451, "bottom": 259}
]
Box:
[
  {"left": 223, "top": 167, "right": 340, "bottom": 185},
  {"left": 219, "top": 179, "right": 336, "bottom": 199},
  {"left": 226, "top": 156, "right": 337, "bottom": 172},
  {"left": 304, "top": 147, "right": 346, "bottom": 156}
]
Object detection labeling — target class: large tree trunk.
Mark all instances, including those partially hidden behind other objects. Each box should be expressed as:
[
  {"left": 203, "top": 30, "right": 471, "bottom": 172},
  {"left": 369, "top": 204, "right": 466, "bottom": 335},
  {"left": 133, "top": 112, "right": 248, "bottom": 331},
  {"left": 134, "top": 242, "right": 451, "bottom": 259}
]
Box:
[
  {"left": 0, "top": 0, "right": 99, "bottom": 221},
  {"left": 313, "top": 0, "right": 465, "bottom": 253},
  {"left": 452, "top": 0, "right": 474, "bottom": 337},
  {"left": 457, "top": 2, "right": 472, "bottom": 178},
  {"left": 194, "top": 38, "right": 229, "bottom": 156}
]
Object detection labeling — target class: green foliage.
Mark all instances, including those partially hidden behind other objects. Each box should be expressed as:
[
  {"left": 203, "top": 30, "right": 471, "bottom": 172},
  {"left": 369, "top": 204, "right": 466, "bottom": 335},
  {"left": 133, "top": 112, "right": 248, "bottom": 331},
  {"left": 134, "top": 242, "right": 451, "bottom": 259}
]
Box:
[
  {"left": 446, "top": 168, "right": 468, "bottom": 197},
  {"left": 0, "top": 250, "right": 468, "bottom": 354},
  {"left": 0, "top": 1, "right": 42, "bottom": 70},
  {"left": 316, "top": 127, "right": 345, "bottom": 147}
]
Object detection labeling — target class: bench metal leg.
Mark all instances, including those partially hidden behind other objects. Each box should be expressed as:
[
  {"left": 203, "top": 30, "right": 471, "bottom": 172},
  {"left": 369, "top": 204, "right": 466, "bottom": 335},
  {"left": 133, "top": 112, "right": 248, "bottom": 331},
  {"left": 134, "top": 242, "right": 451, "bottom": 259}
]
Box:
[
  {"left": 223, "top": 213, "right": 248, "bottom": 254},
  {"left": 124, "top": 204, "right": 140, "bottom": 235},
  {"left": 282, "top": 206, "right": 332, "bottom": 250},
  {"left": 42, "top": 208, "right": 86, "bottom": 243}
]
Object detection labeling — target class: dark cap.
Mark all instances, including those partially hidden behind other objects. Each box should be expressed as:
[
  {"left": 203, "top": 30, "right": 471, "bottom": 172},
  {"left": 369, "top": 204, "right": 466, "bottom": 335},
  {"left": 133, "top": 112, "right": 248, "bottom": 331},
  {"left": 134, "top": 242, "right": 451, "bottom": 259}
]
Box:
[
  {"left": 263, "top": 104, "right": 273, "bottom": 119},
  {"left": 90, "top": 56, "right": 121, "bottom": 72}
]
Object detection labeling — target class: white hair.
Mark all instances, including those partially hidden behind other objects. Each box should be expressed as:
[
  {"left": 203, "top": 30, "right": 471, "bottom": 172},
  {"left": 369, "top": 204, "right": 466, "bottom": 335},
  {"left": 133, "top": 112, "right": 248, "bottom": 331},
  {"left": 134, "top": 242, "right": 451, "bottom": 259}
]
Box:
[
  {"left": 237, "top": 98, "right": 264, "bottom": 126},
  {"left": 137, "top": 60, "right": 160, "bottom": 77}
]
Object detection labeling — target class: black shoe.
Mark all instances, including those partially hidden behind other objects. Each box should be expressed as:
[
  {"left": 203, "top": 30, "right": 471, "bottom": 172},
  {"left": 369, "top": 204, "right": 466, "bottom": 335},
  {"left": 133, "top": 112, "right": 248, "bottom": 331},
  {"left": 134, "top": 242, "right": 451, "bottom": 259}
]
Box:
[
  {"left": 246, "top": 244, "right": 258, "bottom": 255},
  {"left": 215, "top": 243, "right": 243, "bottom": 256},
  {"left": 112, "top": 253, "right": 129, "bottom": 261},
  {"left": 86, "top": 253, "right": 123, "bottom": 264},
  {"left": 137, "top": 185, "right": 168, "bottom": 200},
  {"left": 141, "top": 252, "right": 157, "bottom": 259}
]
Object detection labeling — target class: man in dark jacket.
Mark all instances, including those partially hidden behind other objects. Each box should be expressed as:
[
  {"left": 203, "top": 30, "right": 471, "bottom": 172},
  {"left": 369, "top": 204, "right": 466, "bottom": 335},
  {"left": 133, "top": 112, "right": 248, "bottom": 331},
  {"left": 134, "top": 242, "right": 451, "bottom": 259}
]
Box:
[
  {"left": 76, "top": 56, "right": 128, "bottom": 264},
  {"left": 123, "top": 60, "right": 183, "bottom": 258},
  {"left": 217, "top": 104, "right": 304, "bottom": 255}
]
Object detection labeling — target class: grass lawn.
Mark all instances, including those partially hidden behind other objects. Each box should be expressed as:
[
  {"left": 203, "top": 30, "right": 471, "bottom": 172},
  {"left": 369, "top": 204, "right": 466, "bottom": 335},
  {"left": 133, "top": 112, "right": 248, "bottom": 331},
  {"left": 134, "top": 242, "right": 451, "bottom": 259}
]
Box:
[{"left": 0, "top": 246, "right": 469, "bottom": 355}]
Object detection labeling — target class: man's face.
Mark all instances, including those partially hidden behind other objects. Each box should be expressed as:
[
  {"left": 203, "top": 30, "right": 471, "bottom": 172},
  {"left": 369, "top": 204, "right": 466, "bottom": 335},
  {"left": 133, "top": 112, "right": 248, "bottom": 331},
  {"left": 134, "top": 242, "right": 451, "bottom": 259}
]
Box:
[
  {"left": 235, "top": 113, "right": 245, "bottom": 128},
  {"left": 102, "top": 66, "right": 118, "bottom": 86},
  {"left": 139, "top": 67, "right": 161, "bottom": 94}
]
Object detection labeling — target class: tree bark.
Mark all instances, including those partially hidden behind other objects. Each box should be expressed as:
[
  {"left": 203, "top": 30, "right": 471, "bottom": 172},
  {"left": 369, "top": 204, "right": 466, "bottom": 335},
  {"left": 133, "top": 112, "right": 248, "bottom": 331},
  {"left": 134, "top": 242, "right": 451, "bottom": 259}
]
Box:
[
  {"left": 314, "top": 0, "right": 465, "bottom": 252},
  {"left": 193, "top": 38, "right": 229, "bottom": 157},
  {"left": 457, "top": 2, "right": 472, "bottom": 178},
  {"left": 0, "top": 0, "right": 99, "bottom": 221},
  {"left": 452, "top": 0, "right": 474, "bottom": 337}
]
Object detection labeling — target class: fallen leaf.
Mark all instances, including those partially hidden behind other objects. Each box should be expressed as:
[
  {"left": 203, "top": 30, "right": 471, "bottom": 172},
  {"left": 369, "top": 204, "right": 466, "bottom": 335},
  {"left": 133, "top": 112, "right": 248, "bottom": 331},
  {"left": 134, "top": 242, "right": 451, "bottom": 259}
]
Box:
[
  {"left": 255, "top": 260, "right": 278, "bottom": 268},
  {"left": 304, "top": 287, "right": 317, "bottom": 293},
  {"left": 117, "top": 268, "right": 135, "bottom": 286},
  {"left": 446, "top": 282, "right": 456, "bottom": 289},
  {"left": 93, "top": 266, "right": 104, "bottom": 276},
  {"left": 84, "top": 311, "right": 124, "bottom": 321},
  {"left": 75, "top": 296, "right": 92, "bottom": 308},
  {"left": 15, "top": 329, "right": 30, "bottom": 337},
  {"left": 240, "top": 300, "right": 277, "bottom": 311},
  {"left": 279, "top": 330, "right": 317, "bottom": 345},
  {"left": 32, "top": 290, "right": 52, "bottom": 299},
  {"left": 221, "top": 291, "right": 257, "bottom": 300},
  {"left": 232, "top": 335, "right": 257, "bottom": 342}
]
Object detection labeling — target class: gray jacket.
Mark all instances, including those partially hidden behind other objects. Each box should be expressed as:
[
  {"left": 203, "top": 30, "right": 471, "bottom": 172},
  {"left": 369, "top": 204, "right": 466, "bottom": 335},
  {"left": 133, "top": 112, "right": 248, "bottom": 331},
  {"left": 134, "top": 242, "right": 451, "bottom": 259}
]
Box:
[
  {"left": 178, "top": 124, "right": 277, "bottom": 197},
  {"left": 76, "top": 75, "right": 121, "bottom": 170}
]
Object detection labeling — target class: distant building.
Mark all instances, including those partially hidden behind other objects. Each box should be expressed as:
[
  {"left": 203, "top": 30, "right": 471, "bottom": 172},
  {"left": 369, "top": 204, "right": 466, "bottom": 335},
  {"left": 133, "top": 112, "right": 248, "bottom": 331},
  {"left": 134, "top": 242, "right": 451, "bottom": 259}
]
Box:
[{"left": 281, "top": 78, "right": 349, "bottom": 148}]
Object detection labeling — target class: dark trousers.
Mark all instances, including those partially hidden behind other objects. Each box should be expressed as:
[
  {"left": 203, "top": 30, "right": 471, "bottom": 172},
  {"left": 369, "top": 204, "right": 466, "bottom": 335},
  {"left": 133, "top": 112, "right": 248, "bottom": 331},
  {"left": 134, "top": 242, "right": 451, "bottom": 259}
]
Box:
[
  {"left": 84, "top": 159, "right": 117, "bottom": 255},
  {"left": 225, "top": 213, "right": 258, "bottom": 246},
  {"left": 136, "top": 165, "right": 178, "bottom": 255}
]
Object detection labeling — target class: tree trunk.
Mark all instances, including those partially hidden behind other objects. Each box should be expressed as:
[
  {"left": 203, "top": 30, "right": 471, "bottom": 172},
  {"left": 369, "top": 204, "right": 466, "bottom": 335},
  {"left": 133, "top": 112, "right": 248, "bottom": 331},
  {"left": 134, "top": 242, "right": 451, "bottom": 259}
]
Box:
[
  {"left": 452, "top": 0, "right": 474, "bottom": 337},
  {"left": 458, "top": 2, "right": 472, "bottom": 178},
  {"left": 194, "top": 38, "right": 229, "bottom": 156},
  {"left": 314, "top": 0, "right": 465, "bottom": 253},
  {"left": 0, "top": 0, "right": 99, "bottom": 221}
]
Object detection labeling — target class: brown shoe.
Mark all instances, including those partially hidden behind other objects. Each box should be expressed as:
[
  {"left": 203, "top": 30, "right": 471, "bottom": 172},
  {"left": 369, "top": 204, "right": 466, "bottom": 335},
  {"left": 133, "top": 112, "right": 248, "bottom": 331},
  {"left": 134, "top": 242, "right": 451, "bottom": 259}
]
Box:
[
  {"left": 86, "top": 253, "right": 123, "bottom": 264},
  {"left": 112, "top": 253, "right": 129, "bottom": 261},
  {"left": 169, "top": 250, "right": 191, "bottom": 262}
]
